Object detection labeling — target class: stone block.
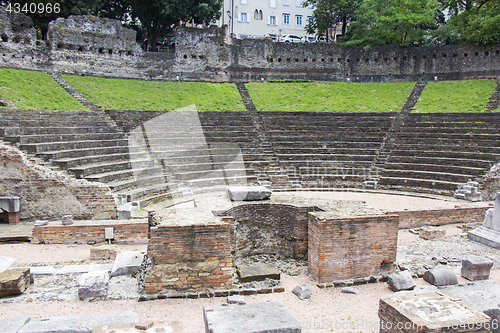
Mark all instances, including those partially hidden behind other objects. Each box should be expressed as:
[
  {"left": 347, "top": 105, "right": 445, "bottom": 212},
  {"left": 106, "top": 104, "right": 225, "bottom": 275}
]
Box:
[
  {"left": 419, "top": 226, "right": 446, "bottom": 240},
  {"left": 363, "top": 181, "right": 377, "bottom": 190},
  {"left": 90, "top": 246, "right": 117, "bottom": 260},
  {"left": 0, "top": 256, "right": 16, "bottom": 273},
  {"left": 92, "top": 322, "right": 180, "bottom": 333},
  {"left": 0, "top": 268, "right": 31, "bottom": 297},
  {"left": 388, "top": 271, "right": 416, "bottom": 291},
  {"left": 226, "top": 186, "right": 272, "bottom": 201},
  {"left": 33, "top": 220, "right": 48, "bottom": 226},
  {"left": 179, "top": 187, "right": 194, "bottom": 197},
  {"left": 0, "top": 316, "right": 30, "bottom": 333},
  {"left": 292, "top": 284, "right": 311, "bottom": 299},
  {"left": 78, "top": 271, "right": 110, "bottom": 299},
  {"left": 61, "top": 215, "right": 73, "bottom": 225},
  {"left": 118, "top": 202, "right": 140, "bottom": 220},
  {"left": 18, "top": 311, "right": 138, "bottom": 333},
  {"left": 468, "top": 227, "right": 500, "bottom": 249},
  {"left": 110, "top": 251, "right": 145, "bottom": 277},
  {"left": 341, "top": 287, "right": 360, "bottom": 294},
  {"left": 379, "top": 292, "right": 491, "bottom": 333},
  {"left": 237, "top": 263, "right": 280, "bottom": 283},
  {"left": 203, "top": 300, "right": 301, "bottom": 333},
  {"left": 227, "top": 295, "right": 246, "bottom": 304},
  {"left": 423, "top": 268, "right": 458, "bottom": 286},
  {"left": 440, "top": 281, "right": 500, "bottom": 333},
  {"left": 461, "top": 256, "right": 493, "bottom": 281},
  {"left": 0, "top": 196, "right": 20, "bottom": 213}
]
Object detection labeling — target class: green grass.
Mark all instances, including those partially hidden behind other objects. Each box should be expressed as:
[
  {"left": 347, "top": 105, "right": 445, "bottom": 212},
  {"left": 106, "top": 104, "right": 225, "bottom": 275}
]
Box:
[
  {"left": 63, "top": 76, "right": 246, "bottom": 111},
  {"left": 414, "top": 80, "right": 496, "bottom": 113},
  {"left": 0, "top": 69, "right": 85, "bottom": 110},
  {"left": 246, "top": 81, "right": 415, "bottom": 112}
]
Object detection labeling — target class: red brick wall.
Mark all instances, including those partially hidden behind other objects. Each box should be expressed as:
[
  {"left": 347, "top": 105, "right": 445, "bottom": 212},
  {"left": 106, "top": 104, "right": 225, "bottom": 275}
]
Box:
[
  {"left": 145, "top": 223, "right": 233, "bottom": 293},
  {"left": 32, "top": 220, "right": 148, "bottom": 245},
  {"left": 391, "top": 207, "right": 489, "bottom": 229},
  {"left": 308, "top": 213, "right": 399, "bottom": 283}
]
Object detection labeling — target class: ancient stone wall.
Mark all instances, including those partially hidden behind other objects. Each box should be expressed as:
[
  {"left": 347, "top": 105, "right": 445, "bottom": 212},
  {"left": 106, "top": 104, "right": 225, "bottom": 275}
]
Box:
[
  {"left": 391, "top": 207, "right": 490, "bottom": 229},
  {"left": 0, "top": 6, "right": 35, "bottom": 46},
  {"left": 48, "top": 15, "right": 137, "bottom": 54},
  {"left": 0, "top": 9, "right": 498, "bottom": 82},
  {"left": 145, "top": 222, "right": 233, "bottom": 294},
  {"left": 32, "top": 220, "right": 148, "bottom": 244},
  {"left": 308, "top": 213, "right": 399, "bottom": 283},
  {"left": 222, "top": 203, "right": 315, "bottom": 260},
  {"left": 0, "top": 143, "right": 117, "bottom": 220}
]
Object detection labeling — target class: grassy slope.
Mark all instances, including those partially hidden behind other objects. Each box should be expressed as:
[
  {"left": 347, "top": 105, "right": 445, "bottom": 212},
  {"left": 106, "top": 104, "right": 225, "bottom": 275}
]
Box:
[
  {"left": 0, "top": 69, "right": 85, "bottom": 110},
  {"left": 414, "top": 80, "right": 496, "bottom": 113},
  {"left": 63, "top": 76, "right": 246, "bottom": 111},
  {"left": 246, "top": 81, "right": 415, "bottom": 112}
]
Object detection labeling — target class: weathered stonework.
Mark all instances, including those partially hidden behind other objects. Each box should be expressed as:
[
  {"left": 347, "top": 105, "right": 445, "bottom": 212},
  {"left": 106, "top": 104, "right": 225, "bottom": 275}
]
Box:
[
  {"left": 48, "top": 15, "right": 137, "bottom": 54},
  {"left": 308, "top": 213, "right": 399, "bottom": 283},
  {"left": 0, "top": 143, "right": 117, "bottom": 220},
  {"left": 0, "top": 9, "right": 498, "bottom": 82},
  {"left": 0, "top": 6, "right": 35, "bottom": 46},
  {"left": 390, "top": 207, "right": 489, "bottom": 229},
  {"left": 222, "top": 203, "right": 314, "bottom": 260}
]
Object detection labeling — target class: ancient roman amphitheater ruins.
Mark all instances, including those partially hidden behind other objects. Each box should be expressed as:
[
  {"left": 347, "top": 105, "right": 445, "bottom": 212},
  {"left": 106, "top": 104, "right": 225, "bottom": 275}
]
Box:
[{"left": 1, "top": 7, "right": 500, "bottom": 333}]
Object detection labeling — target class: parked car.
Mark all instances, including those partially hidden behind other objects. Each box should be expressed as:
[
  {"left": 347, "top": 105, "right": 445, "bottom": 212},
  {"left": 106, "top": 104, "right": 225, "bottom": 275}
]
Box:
[
  {"left": 316, "top": 36, "right": 328, "bottom": 43},
  {"left": 279, "top": 34, "right": 304, "bottom": 43}
]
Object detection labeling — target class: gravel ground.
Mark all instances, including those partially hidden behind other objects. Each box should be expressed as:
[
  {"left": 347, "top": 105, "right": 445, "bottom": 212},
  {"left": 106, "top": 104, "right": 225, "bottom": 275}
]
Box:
[{"left": 0, "top": 191, "right": 498, "bottom": 332}]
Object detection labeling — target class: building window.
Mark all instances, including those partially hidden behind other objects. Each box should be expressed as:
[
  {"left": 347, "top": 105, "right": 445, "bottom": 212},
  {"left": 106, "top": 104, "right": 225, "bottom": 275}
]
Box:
[
  {"left": 270, "top": 0, "right": 276, "bottom": 8},
  {"left": 295, "top": 0, "right": 303, "bottom": 6},
  {"left": 269, "top": 16, "right": 277, "bottom": 25},
  {"left": 239, "top": 12, "right": 249, "bottom": 22},
  {"left": 307, "top": 16, "right": 314, "bottom": 25},
  {"left": 254, "top": 9, "right": 263, "bottom": 20},
  {"left": 296, "top": 15, "right": 302, "bottom": 25},
  {"left": 283, "top": 13, "right": 290, "bottom": 24},
  {"left": 283, "top": 0, "right": 290, "bottom": 5},
  {"left": 241, "top": 0, "right": 247, "bottom": 4}
]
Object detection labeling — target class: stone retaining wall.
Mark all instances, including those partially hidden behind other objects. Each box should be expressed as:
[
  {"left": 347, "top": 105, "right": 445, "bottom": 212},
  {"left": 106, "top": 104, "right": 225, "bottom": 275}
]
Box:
[
  {"left": 308, "top": 213, "right": 399, "bottom": 283},
  {"left": 0, "top": 144, "right": 117, "bottom": 221},
  {"left": 32, "top": 219, "right": 148, "bottom": 244},
  {"left": 0, "top": 10, "right": 498, "bottom": 82}
]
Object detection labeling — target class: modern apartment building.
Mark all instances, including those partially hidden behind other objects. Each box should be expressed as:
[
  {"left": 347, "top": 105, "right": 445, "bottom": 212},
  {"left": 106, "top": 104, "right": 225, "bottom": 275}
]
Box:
[{"left": 217, "top": 0, "right": 316, "bottom": 40}]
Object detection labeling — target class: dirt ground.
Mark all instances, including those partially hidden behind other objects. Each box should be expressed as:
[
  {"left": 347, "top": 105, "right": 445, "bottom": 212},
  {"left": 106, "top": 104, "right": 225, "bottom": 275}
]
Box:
[{"left": 0, "top": 190, "right": 498, "bottom": 333}]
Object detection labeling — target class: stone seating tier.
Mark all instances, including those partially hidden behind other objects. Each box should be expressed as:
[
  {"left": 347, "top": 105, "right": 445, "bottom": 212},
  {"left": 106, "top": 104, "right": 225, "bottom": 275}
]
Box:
[
  {"left": 381, "top": 169, "right": 473, "bottom": 183},
  {"left": 379, "top": 177, "right": 459, "bottom": 191},
  {"left": 383, "top": 162, "right": 484, "bottom": 175}
]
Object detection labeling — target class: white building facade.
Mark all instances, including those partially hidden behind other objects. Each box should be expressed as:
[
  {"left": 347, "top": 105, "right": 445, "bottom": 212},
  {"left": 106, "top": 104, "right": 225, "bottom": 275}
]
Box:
[{"left": 217, "top": 0, "right": 315, "bottom": 40}]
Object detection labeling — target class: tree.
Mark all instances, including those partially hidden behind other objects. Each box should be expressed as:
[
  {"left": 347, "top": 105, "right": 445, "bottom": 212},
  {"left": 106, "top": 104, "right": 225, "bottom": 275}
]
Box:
[
  {"left": 432, "top": 0, "right": 500, "bottom": 45},
  {"left": 343, "top": 0, "right": 440, "bottom": 46},
  {"left": 129, "top": 0, "right": 222, "bottom": 46},
  {"left": 303, "top": 0, "right": 362, "bottom": 40}
]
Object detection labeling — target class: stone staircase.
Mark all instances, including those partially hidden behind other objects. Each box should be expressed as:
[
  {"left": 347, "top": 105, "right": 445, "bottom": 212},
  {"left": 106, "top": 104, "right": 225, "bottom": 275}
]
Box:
[
  {"left": 48, "top": 73, "right": 101, "bottom": 112},
  {"left": 236, "top": 83, "right": 290, "bottom": 188},
  {"left": 485, "top": 77, "right": 500, "bottom": 111},
  {"left": 370, "top": 81, "right": 427, "bottom": 178}
]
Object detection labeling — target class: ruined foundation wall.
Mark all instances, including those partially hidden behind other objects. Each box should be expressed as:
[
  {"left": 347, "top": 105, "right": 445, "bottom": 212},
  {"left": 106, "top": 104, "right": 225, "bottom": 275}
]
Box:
[
  {"left": 392, "top": 207, "right": 490, "bottom": 229},
  {"left": 0, "top": 143, "right": 117, "bottom": 220},
  {"left": 308, "top": 213, "right": 399, "bottom": 283},
  {"left": 145, "top": 223, "right": 233, "bottom": 293},
  {"left": 223, "top": 203, "right": 313, "bottom": 260},
  {"left": 32, "top": 220, "right": 148, "bottom": 244}
]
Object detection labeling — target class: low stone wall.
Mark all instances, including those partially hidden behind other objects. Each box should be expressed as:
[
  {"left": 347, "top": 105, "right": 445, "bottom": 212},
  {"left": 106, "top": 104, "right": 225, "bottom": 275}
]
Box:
[
  {"left": 222, "top": 203, "right": 314, "bottom": 260},
  {"left": 32, "top": 219, "right": 148, "bottom": 244},
  {"left": 145, "top": 222, "right": 233, "bottom": 294},
  {"left": 391, "top": 207, "right": 489, "bottom": 229},
  {"left": 308, "top": 213, "right": 399, "bottom": 283}
]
